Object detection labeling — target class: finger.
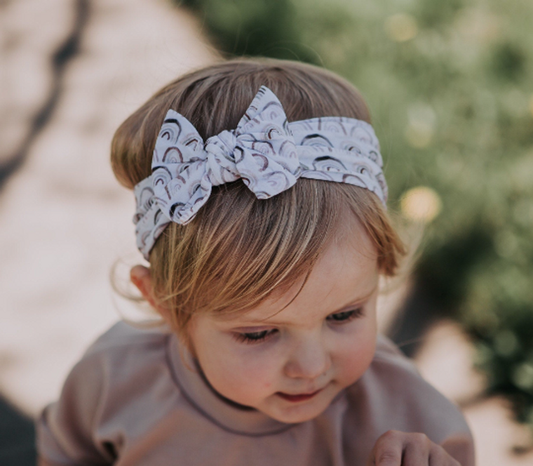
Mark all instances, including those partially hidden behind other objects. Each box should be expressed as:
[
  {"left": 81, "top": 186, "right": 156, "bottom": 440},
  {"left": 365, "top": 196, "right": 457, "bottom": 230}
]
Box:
[
  {"left": 367, "top": 431, "right": 404, "bottom": 466},
  {"left": 429, "top": 444, "right": 460, "bottom": 466},
  {"left": 402, "top": 433, "right": 430, "bottom": 466},
  {"left": 439, "top": 434, "right": 475, "bottom": 466}
]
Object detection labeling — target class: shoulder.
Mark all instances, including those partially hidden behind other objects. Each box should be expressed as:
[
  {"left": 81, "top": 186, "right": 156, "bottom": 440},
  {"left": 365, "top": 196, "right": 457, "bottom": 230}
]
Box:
[
  {"left": 45, "top": 320, "right": 173, "bottom": 421},
  {"left": 370, "top": 334, "right": 423, "bottom": 379},
  {"left": 60, "top": 320, "right": 172, "bottom": 388},
  {"left": 70, "top": 320, "right": 175, "bottom": 402},
  {"left": 37, "top": 321, "right": 175, "bottom": 464},
  {"left": 85, "top": 319, "right": 171, "bottom": 357},
  {"left": 346, "top": 334, "right": 472, "bottom": 443},
  {"left": 45, "top": 320, "right": 173, "bottom": 412}
]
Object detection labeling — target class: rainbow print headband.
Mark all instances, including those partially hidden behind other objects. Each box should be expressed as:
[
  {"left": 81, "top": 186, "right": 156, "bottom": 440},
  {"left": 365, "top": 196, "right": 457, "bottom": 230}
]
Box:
[{"left": 133, "top": 86, "right": 387, "bottom": 259}]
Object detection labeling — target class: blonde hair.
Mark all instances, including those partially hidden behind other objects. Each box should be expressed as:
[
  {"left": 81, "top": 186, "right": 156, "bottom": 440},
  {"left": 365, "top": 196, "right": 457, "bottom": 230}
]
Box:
[{"left": 111, "top": 58, "right": 406, "bottom": 337}]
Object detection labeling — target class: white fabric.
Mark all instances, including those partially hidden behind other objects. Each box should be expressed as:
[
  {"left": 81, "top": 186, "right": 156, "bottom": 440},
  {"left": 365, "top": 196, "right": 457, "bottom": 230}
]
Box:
[{"left": 133, "top": 86, "right": 387, "bottom": 259}]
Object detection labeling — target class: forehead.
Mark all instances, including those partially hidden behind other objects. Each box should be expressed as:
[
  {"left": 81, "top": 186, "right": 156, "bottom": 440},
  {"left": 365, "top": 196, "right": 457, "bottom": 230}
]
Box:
[{"left": 213, "top": 223, "right": 379, "bottom": 325}]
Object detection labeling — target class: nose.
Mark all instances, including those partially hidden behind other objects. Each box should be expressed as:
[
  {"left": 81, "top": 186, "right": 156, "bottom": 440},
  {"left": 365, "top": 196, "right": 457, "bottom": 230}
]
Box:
[{"left": 283, "top": 335, "right": 331, "bottom": 380}]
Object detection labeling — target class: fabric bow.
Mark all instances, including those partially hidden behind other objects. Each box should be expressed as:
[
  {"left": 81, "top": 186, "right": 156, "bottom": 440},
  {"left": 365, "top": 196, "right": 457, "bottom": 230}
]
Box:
[{"left": 150, "top": 86, "right": 301, "bottom": 225}]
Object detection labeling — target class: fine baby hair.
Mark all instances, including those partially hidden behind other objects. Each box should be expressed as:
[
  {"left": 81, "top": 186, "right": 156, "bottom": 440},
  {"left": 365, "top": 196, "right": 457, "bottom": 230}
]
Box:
[{"left": 111, "top": 58, "right": 406, "bottom": 337}]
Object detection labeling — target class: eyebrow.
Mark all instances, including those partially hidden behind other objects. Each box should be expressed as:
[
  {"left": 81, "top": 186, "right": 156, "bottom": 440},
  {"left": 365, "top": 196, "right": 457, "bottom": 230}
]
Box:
[{"left": 236, "top": 284, "right": 379, "bottom": 325}]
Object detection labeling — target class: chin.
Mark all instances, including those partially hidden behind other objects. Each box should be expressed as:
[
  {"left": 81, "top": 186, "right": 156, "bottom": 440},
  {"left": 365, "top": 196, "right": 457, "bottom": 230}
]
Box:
[
  {"left": 274, "top": 409, "right": 323, "bottom": 424},
  {"left": 267, "top": 402, "right": 328, "bottom": 424}
]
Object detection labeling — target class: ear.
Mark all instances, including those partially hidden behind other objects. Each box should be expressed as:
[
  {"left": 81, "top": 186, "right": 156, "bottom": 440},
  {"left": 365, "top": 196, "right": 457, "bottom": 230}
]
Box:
[{"left": 130, "top": 265, "right": 172, "bottom": 323}]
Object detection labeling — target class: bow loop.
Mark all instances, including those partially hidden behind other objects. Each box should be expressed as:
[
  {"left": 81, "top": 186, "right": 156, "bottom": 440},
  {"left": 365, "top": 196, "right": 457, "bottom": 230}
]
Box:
[{"left": 229, "top": 86, "right": 301, "bottom": 197}]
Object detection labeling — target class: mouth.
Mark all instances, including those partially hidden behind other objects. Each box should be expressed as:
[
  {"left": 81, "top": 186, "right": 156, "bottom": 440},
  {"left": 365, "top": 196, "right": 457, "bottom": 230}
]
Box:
[{"left": 276, "top": 388, "right": 323, "bottom": 403}]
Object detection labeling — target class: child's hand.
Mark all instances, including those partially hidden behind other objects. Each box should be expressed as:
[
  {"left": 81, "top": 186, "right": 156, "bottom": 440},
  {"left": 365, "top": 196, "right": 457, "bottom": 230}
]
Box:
[{"left": 366, "top": 430, "right": 466, "bottom": 466}]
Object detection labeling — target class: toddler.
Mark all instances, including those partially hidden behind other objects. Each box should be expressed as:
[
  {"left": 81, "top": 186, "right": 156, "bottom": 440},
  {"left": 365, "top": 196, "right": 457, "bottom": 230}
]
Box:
[{"left": 37, "top": 58, "right": 475, "bottom": 465}]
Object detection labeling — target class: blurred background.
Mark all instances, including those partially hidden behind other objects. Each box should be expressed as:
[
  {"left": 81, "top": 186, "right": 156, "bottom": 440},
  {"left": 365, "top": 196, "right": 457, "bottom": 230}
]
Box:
[{"left": 1, "top": 0, "right": 532, "bottom": 464}]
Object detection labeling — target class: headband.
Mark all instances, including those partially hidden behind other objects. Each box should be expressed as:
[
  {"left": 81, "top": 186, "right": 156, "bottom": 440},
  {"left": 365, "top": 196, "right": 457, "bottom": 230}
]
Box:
[{"left": 133, "top": 85, "right": 387, "bottom": 259}]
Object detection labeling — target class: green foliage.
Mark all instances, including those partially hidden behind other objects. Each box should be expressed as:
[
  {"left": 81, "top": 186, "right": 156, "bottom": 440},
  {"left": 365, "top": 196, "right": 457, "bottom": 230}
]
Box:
[
  {"left": 472, "top": 310, "right": 533, "bottom": 428},
  {"left": 175, "top": 0, "right": 533, "bottom": 433},
  {"left": 176, "top": 0, "right": 318, "bottom": 62}
]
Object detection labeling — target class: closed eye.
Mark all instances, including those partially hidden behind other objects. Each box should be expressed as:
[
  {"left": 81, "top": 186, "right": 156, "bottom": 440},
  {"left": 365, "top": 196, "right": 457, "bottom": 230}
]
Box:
[
  {"left": 326, "top": 308, "right": 364, "bottom": 323},
  {"left": 234, "top": 329, "right": 278, "bottom": 344}
]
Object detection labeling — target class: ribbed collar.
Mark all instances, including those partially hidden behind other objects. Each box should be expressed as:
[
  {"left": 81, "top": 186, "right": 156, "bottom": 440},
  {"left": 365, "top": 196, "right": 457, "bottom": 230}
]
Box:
[{"left": 166, "top": 333, "right": 295, "bottom": 436}]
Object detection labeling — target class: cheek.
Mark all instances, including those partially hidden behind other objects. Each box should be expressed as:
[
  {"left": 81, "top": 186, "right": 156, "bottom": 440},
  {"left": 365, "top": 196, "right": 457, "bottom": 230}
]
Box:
[
  {"left": 227, "top": 348, "right": 279, "bottom": 385},
  {"left": 333, "top": 323, "right": 377, "bottom": 385},
  {"left": 187, "top": 319, "right": 282, "bottom": 404},
  {"left": 198, "top": 342, "right": 280, "bottom": 398}
]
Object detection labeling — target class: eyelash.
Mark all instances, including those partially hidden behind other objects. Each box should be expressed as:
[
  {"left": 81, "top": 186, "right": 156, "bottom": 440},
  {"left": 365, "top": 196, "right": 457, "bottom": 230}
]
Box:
[
  {"left": 234, "top": 329, "right": 277, "bottom": 344},
  {"left": 234, "top": 308, "right": 364, "bottom": 344},
  {"left": 326, "top": 308, "right": 364, "bottom": 323}
]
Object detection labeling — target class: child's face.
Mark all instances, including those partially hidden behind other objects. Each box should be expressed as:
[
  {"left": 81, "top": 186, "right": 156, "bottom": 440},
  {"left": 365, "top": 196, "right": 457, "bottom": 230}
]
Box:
[{"left": 187, "top": 225, "right": 379, "bottom": 424}]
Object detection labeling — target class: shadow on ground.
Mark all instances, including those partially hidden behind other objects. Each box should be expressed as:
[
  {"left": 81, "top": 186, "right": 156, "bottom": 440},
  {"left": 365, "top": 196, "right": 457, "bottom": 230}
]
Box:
[{"left": 0, "top": 396, "right": 36, "bottom": 466}]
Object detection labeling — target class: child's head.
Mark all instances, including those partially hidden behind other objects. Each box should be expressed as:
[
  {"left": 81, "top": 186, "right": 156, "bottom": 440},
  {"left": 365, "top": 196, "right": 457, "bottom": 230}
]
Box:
[{"left": 111, "top": 58, "right": 406, "bottom": 423}]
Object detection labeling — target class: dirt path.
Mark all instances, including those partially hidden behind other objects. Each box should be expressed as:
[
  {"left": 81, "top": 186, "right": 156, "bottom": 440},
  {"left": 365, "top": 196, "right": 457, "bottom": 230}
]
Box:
[{"left": 0, "top": 0, "right": 213, "bottom": 414}]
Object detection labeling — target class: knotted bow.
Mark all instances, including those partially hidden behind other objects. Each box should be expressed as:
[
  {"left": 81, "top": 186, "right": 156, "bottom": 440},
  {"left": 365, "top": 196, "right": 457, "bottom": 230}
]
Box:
[{"left": 151, "top": 86, "right": 301, "bottom": 225}]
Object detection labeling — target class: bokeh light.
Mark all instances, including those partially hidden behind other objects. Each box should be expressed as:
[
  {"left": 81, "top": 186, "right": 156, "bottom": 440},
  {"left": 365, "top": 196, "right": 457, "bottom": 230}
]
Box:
[
  {"left": 384, "top": 13, "right": 418, "bottom": 42},
  {"left": 400, "top": 186, "right": 442, "bottom": 223}
]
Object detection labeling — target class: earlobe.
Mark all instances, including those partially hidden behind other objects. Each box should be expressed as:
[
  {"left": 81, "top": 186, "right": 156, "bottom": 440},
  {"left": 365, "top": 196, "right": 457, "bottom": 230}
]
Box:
[
  {"left": 130, "top": 265, "right": 173, "bottom": 324},
  {"left": 130, "top": 265, "right": 157, "bottom": 308}
]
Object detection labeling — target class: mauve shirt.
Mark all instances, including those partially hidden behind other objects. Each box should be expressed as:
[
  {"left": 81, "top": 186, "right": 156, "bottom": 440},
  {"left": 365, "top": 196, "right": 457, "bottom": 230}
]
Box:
[{"left": 37, "top": 321, "right": 475, "bottom": 465}]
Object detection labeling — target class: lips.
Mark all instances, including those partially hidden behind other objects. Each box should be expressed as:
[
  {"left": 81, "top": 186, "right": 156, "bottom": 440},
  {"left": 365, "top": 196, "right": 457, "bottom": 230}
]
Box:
[{"left": 276, "top": 389, "right": 322, "bottom": 402}]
